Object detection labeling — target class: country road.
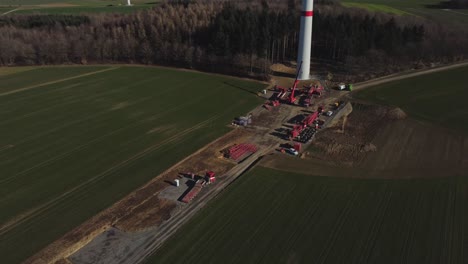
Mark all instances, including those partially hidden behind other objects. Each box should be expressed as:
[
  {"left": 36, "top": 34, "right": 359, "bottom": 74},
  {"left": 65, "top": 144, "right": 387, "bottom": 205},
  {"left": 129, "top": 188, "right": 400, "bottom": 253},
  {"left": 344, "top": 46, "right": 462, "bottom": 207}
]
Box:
[
  {"left": 352, "top": 61, "right": 468, "bottom": 91},
  {"left": 70, "top": 146, "right": 275, "bottom": 264}
]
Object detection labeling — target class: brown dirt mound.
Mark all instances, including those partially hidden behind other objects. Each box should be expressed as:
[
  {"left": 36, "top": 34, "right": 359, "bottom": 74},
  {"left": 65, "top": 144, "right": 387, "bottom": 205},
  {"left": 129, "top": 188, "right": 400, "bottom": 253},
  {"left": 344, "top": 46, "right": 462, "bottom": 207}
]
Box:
[
  {"left": 270, "top": 63, "right": 295, "bottom": 74},
  {"left": 386, "top": 107, "right": 407, "bottom": 120}
]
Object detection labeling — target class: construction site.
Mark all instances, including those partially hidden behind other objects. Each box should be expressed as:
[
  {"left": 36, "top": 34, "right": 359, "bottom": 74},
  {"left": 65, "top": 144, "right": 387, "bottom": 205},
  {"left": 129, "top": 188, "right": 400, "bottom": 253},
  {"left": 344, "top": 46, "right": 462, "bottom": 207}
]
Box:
[
  {"left": 7, "top": 0, "right": 467, "bottom": 263},
  {"left": 18, "top": 58, "right": 468, "bottom": 263},
  {"left": 24, "top": 46, "right": 366, "bottom": 263}
]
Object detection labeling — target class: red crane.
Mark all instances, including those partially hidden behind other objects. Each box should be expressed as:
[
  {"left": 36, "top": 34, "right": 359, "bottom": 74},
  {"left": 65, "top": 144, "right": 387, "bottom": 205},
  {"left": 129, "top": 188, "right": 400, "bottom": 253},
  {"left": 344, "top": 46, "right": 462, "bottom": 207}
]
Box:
[{"left": 289, "top": 61, "right": 303, "bottom": 104}]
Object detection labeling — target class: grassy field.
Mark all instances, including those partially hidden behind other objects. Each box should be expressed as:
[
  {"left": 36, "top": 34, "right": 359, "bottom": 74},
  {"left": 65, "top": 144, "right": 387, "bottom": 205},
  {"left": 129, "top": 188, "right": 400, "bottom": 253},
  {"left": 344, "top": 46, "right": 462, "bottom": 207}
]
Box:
[
  {"left": 148, "top": 166, "right": 467, "bottom": 264},
  {"left": 340, "top": 0, "right": 468, "bottom": 25},
  {"left": 0, "top": 0, "right": 157, "bottom": 14},
  {"left": 342, "top": 2, "right": 412, "bottom": 15},
  {"left": 354, "top": 65, "right": 468, "bottom": 134},
  {"left": 0, "top": 65, "right": 265, "bottom": 264}
]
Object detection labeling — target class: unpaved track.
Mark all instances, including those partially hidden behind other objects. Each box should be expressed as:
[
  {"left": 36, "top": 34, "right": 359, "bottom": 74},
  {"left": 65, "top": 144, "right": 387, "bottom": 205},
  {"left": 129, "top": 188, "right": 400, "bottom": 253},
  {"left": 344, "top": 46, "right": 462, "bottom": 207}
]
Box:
[
  {"left": 0, "top": 8, "right": 19, "bottom": 16},
  {"left": 70, "top": 146, "right": 274, "bottom": 264},
  {"left": 351, "top": 61, "right": 468, "bottom": 91},
  {"left": 0, "top": 67, "right": 119, "bottom": 97}
]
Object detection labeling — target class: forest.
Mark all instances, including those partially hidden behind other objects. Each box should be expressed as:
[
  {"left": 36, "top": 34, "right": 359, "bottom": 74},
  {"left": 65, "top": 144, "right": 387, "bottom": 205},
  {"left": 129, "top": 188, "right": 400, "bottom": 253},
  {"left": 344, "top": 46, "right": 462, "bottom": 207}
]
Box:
[{"left": 0, "top": 0, "right": 467, "bottom": 81}]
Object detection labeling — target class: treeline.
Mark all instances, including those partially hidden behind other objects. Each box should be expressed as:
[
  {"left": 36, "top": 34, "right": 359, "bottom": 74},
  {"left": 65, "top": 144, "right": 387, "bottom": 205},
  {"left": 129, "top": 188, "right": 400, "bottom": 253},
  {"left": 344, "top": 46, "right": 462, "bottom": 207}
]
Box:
[
  {"left": 0, "top": 15, "right": 90, "bottom": 28},
  {"left": 0, "top": 0, "right": 467, "bottom": 80}
]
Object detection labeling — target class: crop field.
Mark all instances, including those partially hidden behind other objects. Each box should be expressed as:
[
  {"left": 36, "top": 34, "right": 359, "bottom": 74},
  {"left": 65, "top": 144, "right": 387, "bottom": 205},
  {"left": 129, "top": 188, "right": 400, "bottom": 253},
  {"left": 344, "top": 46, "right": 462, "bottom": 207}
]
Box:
[
  {"left": 0, "top": 0, "right": 157, "bottom": 14},
  {"left": 341, "top": 0, "right": 468, "bottom": 25},
  {"left": 0, "top": 65, "right": 265, "bottom": 264},
  {"left": 342, "top": 2, "right": 412, "bottom": 15},
  {"left": 148, "top": 166, "right": 467, "bottom": 264},
  {"left": 354, "top": 65, "right": 468, "bottom": 134}
]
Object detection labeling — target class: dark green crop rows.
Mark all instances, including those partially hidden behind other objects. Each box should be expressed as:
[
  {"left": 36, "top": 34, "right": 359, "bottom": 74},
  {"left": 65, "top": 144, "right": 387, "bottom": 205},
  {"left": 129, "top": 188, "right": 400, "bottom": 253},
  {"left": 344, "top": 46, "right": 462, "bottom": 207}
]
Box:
[
  {"left": 148, "top": 166, "right": 467, "bottom": 264},
  {"left": 354, "top": 65, "right": 468, "bottom": 134},
  {"left": 0, "top": 65, "right": 264, "bottom": 263}
]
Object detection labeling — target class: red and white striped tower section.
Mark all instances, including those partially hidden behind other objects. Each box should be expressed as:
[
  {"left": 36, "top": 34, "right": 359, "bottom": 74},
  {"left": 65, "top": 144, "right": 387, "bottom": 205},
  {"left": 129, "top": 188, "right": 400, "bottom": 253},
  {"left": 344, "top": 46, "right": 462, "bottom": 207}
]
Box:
[{"left": 297, "top": 0, "right": 314, "bottom": 80}]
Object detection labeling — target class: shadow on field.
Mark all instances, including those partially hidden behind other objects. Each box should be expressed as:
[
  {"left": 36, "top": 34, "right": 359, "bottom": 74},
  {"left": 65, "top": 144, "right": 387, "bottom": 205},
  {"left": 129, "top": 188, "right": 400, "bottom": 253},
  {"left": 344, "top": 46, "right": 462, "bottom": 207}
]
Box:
[
  {"left": 271, "top": 71, "right": 295, "bottom": 78},
  {"left": 223, "top": 81, "right": 258, "bottom": 96}
]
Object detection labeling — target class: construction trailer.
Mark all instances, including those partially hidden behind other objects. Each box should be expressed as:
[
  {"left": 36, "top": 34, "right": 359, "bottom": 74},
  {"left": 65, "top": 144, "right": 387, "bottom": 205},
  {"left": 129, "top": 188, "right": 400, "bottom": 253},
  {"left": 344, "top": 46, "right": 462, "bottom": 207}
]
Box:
[
  {"left": 181, "top": 181, "right": 203, "bottom": 203},
  {"left": 233, "top": 115, "right": 252, "bottom": 126}
]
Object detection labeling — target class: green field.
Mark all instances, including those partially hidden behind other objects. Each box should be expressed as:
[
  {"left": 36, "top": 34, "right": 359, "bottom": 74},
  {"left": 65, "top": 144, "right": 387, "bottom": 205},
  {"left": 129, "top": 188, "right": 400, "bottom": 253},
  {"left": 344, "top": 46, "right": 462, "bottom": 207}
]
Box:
[
  {"left": 0, "top": 65, "right": 265, "bottom": 264},
  {"left": 148, "top": 166, "right": 467, "bottom": 264},
  {"left": 342, "top": 2, "right": 412, "bottom": 15},
  {"left": 0, "top": 0, "right": 157, "bottom": 14},
  {"left": 354, "top": 65, "right": 468, "bottom": 134},
  {"left": 341, "top": 0, "right": 468, "bottom": 25}
]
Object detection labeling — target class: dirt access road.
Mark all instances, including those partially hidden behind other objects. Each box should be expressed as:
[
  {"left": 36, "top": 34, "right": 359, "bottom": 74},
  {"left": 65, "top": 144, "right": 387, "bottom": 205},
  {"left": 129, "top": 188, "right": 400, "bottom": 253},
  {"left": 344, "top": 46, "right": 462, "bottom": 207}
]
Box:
[
  {"left": 69, "top": 147, "right": 275, "bottom": 264},
  {"left": 351, "top": 61, "right": 468, "bottom": 91}
]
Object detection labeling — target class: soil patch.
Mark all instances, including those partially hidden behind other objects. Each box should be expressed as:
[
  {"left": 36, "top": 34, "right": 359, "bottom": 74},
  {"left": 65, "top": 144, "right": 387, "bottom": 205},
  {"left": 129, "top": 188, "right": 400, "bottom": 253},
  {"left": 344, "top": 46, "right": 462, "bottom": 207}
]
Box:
[{"left": 267, "top": 102, "right": 468, "bottom": 179}]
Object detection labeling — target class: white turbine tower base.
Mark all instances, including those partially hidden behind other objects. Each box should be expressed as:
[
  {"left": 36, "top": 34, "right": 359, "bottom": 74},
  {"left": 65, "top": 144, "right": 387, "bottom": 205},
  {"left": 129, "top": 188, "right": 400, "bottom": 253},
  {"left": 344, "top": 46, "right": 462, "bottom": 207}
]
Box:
[
  {"left": 297, "top": 0, "right": 314, "bottom": 80},
  {"left": 127, "top": 0, "right": 132, "bottom": 6}
]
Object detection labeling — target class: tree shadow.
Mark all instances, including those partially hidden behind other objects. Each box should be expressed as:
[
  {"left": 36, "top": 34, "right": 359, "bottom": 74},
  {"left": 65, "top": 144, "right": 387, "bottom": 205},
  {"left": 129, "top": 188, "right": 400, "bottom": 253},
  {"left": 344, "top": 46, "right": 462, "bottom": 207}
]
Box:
[
  {"left": 223, "top": 81, "right": 258, "bottom": 96},
  {"left": 271, "top": 71, "right": 295, "bottom": 78}
]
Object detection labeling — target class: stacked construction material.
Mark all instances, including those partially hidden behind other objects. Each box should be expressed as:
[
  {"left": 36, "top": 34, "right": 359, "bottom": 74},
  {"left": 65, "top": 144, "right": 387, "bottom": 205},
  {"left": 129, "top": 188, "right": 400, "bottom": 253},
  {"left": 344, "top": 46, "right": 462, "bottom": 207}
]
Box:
[
  {"left": 181, "top": 181, "right": 203, "bottom": 203},
  {"left": 227, "top": 144, "right": 258, "bottom": 162},
  {"left": 290, "top": 111, "right": 319, "bottom": 139}
]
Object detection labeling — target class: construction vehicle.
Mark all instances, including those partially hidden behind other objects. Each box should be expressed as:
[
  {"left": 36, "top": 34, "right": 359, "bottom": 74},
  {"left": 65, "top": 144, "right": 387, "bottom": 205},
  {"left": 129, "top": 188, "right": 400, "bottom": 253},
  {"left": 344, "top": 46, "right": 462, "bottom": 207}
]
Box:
[
  {"left": 205, "top": 171, "right": 216, "bottom": 184},
  {"left": 286, "top": 148, "right": 299, "bottom": 156},
  {"left": 289, "top": 111, "right": 319, "bottom": 139},
  {"left": 338, "top": 83, "right": 353, "bottom": 91},
  {"left": 333, "top": 101, "right": 345, "bottom": 109},
  {"left": 288, "top": 61, "right": 303, "bottom": 104}
]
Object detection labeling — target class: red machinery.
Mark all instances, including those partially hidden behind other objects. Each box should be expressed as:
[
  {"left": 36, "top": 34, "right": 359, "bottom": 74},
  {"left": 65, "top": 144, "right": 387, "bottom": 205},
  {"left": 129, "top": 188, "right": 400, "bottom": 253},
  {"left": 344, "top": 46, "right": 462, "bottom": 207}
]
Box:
[
  {"left": 205, "top": 171, "right": 216, "bottom": 184},
  {"left": 226, "top": 144, "right": 258, "bottom": 161},
  {"left": 307, "top": 85, "right": 324, "bottom": 95},
  {"left": 289, "top": 111, "right": 319, "bottom": 139},
  {"left": 290, "top": 124, "right": 303, "bottom": 139},
  {"left": 288, "top": 61, "right": 303, "bottom": 104},
  {"left": 294, "top": 143, "right": 302, "bottom": 152},
  {"left": 181, "top": 181, "right": 203, "bottom": 203},
  {"left": 275, "top": 85, "right": 287, "bottom": 99},
  {"left": 303, "top": 111, "right": 319, "bottom": 126}
]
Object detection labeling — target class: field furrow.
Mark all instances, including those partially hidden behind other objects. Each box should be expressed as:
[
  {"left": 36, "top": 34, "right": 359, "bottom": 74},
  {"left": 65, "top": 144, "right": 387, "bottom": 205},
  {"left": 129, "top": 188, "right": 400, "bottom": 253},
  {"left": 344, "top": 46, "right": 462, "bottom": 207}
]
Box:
[{"left": 0, "top": 66, "right": 265, "bottom": 264}]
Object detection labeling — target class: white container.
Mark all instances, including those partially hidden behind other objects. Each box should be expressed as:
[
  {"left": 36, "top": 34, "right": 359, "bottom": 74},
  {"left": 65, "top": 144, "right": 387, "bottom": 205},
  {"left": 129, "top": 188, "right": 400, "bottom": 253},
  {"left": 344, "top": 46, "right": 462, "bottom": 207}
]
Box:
[{"left": 174, "top": 179, "right": 180, "bottom": 187}]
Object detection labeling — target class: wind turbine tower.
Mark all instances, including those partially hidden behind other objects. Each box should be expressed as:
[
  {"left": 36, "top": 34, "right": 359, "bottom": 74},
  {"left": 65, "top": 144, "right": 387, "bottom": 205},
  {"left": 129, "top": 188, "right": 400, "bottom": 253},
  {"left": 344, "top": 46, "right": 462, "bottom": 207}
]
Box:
[
  {"left": 127, "top": 0, "right": 132, "bottom": 6},
  {"left": 297, "top": 0, "right": 314, "bottom": 80}
]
